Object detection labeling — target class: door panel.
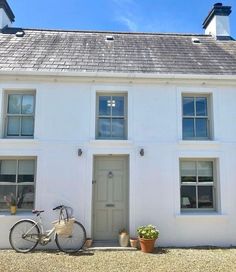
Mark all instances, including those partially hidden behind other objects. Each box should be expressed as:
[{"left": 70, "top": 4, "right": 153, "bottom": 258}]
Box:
[{"left": 93, "top": 156, "right": 128, "bottom": 240}]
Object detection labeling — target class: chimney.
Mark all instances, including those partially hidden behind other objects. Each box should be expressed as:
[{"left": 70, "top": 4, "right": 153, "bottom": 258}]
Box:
[
  {"left": 203, "top": 3, "right": 232, "bottom": 39},
  {"left": 0, "top": 0, "right": 15, "bottom": 29}
]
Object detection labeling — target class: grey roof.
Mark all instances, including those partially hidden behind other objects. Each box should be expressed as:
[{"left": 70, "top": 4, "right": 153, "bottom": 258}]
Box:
[{"left": 0, "top": 27, "right": 236, "bottom": 76}]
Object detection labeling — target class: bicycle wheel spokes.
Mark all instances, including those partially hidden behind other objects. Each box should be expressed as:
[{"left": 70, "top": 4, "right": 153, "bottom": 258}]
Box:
[
  {"left": 9, "top": 220, "right": 40, "bottom": 253},
  {"left": 55, "top": 221, "right": 86, "bottom": 253}
]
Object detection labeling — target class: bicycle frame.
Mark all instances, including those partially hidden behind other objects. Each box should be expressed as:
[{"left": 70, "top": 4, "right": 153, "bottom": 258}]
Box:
[{"left": 22, "top": 214, "right": 56, "bottom": 246}]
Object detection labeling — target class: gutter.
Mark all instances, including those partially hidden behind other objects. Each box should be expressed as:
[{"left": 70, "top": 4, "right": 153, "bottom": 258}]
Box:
[{"left": 0, "top": 70, "right": 236, "bottom": 82}]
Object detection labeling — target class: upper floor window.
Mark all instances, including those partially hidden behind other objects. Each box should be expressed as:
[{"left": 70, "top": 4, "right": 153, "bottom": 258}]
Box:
[
  {"left": 180, "top": 160, "right": 216, "bottom": 211},
  {"left": 182, "top": 95, "right": 211, "bottom": 140},
  {"left": 96, "top": 94, "right": 127, "bottom": 139},
  {"left": 5, "top": 93, "right": 35, "bottom": 138},
  {"left": 0, "top": 158, "right": 36, "bottom": 210}
]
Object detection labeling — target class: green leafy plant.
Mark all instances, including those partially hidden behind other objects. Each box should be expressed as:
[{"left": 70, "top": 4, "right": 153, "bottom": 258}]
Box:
[{"left": 137, "top": 224, "right": 159, "bottom": 240}]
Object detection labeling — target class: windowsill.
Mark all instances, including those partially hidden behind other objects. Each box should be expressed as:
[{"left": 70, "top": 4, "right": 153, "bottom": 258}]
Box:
[
  {"left": 0, "top": 211, "right": 34, "bottom": 218},
  {"left": 175, "top": 212, "right": 228, "bottom": 220},
  {"left": 89, "top": 139, "right": 134, "bottom": 147},
  {"left": 0, "top": 138, "right": 39, "bottom": 144},
  {"left": 178, "top": 140, "right": 220, "bottom": 146}
]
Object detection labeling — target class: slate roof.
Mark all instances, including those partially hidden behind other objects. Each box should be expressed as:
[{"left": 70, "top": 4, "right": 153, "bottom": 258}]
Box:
[{"left": 0, "top": 27, "right": 236, "bottom": 76}]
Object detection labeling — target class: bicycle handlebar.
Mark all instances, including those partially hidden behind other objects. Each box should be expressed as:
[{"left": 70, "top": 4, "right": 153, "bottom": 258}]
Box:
[{"left": 52, "top": 205, "right": 64, "bottom": 211}]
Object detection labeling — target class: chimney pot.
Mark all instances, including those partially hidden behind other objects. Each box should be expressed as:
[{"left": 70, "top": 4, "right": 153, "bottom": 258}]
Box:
[{"left": 214, "top": 3, "right": 223, "bottom": 7}]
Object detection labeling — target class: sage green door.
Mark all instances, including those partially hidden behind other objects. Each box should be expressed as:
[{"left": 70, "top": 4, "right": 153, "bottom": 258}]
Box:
[{"left": 93, "top": 156, "right": 129, "bottom": 240}]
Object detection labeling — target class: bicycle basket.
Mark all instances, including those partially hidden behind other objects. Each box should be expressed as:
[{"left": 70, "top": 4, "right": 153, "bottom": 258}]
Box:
[{"left": 53, "top": 218, "right": 75, "bottom": 236}]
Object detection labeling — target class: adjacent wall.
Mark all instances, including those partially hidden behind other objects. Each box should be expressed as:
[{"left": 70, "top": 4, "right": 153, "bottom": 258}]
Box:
[{"left": 0, "top": 75, "right": 236, "bottom": 248}]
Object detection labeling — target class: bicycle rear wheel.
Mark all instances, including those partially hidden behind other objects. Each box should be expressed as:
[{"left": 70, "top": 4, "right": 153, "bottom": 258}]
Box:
[
  {"left": 9, "top": 219, "right": 40, "bottom": 253},
  {"left": 55, "top": 221, "right": 86, "bottom": 253}
]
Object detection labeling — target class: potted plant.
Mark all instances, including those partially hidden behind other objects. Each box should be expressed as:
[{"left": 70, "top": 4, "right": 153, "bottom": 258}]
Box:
[
  {"left": 84, "top": 238, "right": 93, "bottom": 248},
  {"left": 129, "top": 237, "right": 139, "bottom": 249},
  {"left": 118, "top": 229, "right": 129, "bottom": 247},
  {"left": 4, "top": 193, "right": 19, "bottom": 215},
  {"left": 137, "top": 224, "right": 159, "bottom": 253}
]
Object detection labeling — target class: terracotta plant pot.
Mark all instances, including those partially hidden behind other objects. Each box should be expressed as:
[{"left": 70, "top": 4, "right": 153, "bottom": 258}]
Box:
[
  {"left": 119, "top": 232, "right": 129, "bottom": 247},
  {"left": 130, "top": 238, "right": 138, "bottom": 248},
  {"left": 10, "top": 206, "right": 17, "bottom": 215},
  {"left": 84, "top": 238, "right": 93, "bottom": 248},
  {"left": 139, "top": 238, "right": 156, "bottom": 253}
]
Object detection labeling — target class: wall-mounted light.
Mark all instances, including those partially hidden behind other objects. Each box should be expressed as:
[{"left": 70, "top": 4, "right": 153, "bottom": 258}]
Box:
[
  {"left": 78, "top": 148, "right": 83, "bottom": 156},
  {"left": 140, "top": 148, "right": 144, "bottom": 156}
]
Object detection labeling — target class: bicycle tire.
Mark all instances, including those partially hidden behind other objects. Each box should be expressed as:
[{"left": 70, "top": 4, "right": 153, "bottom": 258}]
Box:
[
  {"left": 55, "top": 220, "right": 86, "bottom": 253},
  {"left": 9, "top": 219, "right": 40, "bottom": 253}
]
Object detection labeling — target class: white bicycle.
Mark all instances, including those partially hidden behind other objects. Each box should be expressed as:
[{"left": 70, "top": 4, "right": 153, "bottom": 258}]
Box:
[{"left": 9, "top": 205, "right": 86, "bottom": 253}]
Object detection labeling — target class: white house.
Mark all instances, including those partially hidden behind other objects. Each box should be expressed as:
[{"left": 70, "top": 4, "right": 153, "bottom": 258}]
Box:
[{"left": 0, "top": 1, "right": 236, "bottom": 248}]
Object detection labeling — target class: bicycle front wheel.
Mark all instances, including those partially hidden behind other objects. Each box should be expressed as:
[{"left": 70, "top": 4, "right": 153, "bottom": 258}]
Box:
[
  {"left": 55, "top": 221, "right": 86, "bottom": 253},
  {"left": 9, "top": 219, "right": 40, "bottom": 253}
]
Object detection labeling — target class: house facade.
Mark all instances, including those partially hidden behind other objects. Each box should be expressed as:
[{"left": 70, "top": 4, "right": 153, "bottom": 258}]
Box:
[{"left": 0, "top": 1, "right": 236, "bottom": 248}]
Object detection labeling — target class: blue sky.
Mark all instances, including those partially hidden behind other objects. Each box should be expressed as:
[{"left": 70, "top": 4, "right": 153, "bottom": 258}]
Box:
[{"left": 8, "top": 0, "right": 236, "bottom": 37}]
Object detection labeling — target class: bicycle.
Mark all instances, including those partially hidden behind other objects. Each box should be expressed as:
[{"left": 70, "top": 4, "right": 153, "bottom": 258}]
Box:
[{"left": 9, "top": 205, "right": 86, "bottom": 254}]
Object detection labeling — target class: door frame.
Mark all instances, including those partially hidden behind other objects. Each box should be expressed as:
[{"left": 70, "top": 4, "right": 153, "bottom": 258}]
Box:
[{"left": 92, "top": 154, "right": 130, "bottom": 240}]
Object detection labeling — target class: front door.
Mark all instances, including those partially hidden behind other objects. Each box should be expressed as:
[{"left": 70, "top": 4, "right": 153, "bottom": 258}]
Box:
[{"left": 93, "top": 156, "right": 129, "bottom": 240}]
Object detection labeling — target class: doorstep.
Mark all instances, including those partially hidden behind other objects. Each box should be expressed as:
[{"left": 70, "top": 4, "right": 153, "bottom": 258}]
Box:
[{"left": 85, "top": 240, "right": 137, "bottom": 251}]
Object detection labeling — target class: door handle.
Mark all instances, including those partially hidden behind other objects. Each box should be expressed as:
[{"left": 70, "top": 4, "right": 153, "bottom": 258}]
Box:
[{"left": 106, "top": 204, "right": 115, "bottom": 207}]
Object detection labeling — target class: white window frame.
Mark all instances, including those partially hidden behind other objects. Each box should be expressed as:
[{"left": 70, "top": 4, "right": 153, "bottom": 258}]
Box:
[
  {"left": 4, "top": 90, "right": 36, "bottom": 139},
  {"left": 96, "top": 93, "right": 127, "bottom": 140},
  {"left": 182, "top": 94, "right": 212, "bottom": 140},
  {"left": 0, "top": 157, "right": 36, "bottom": 211},
  {"left": 180, "top": 159, "right": 217, "bottom": 212}
]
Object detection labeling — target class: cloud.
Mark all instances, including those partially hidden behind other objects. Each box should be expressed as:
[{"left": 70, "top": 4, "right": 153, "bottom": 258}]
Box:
[
  {"left": 117, "top": 16, "right": 138, "bottom": 32},
  {"left": 110, "top": 0, "right": 139, "bottom": 31}
]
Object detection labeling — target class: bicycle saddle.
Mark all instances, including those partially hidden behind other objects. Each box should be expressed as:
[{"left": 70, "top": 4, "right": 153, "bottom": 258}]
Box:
[{"left": 32, "top": 209, "right": 45, "bottom": 215}]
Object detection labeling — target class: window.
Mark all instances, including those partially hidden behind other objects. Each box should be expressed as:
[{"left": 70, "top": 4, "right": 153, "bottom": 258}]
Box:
[
  {"left": 0, "top": 159, "right": 36, "bottom": 210},
  {"left": 182, "top": 95, "right": 210, "bottom": 139},
  {"left": 5, "top": 93, "right": 35, "bottom": 138},
  {"left": 180, "top": 160, "right": 216, "bottom": 211},
  {"left": 96, "top": 94, "right": 127, "bottom": 139}
]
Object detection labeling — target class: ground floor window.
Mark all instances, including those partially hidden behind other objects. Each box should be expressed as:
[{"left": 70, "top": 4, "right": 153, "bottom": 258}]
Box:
[
  {"left": 0, "top": 158, "right": 36, "bottom": 210},
  {"left": 180, "top": 159, "right": 215, "bottom": 211}
]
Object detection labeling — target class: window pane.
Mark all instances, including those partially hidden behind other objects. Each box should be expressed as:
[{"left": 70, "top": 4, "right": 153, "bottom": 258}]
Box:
[
  {"left": 196, "top": 97, "right": 207, "bottom": 116},
  {"left": 181, "top": 186, "right": 196, "bottom": 208},
  {"left": 183, "top": 97, "right": 194, "bottom": 116},
  {"left": 98, "top": 118, "right": 111, "bottom": 138},
  {"left": 183, "top": 118, "right": 194, "bottom": 138},
  {"left": 112, "top": 96, "right": 124, "bottom": 116},
  {"left": 21, "top": 117, "right": 34, "bottom": 136},
  {"left": 198, "top": 161, "right": 213, "bottom": 182},
  {"left": 0, "top": 160, "right": 16, "bottom": 183},
  {"left": 196, "top": 118, "right": 208, "bottom": 138},
  {"left": 22, "top": 95, "right": 34, "bottom": 114},
  {"left": 99, "top": 96, "right": 111, "bottom": 116},
  {"left": 112, "top": 119, "right": 124, "bottom": 138},
  {"left": 181, "top": 161, "right": 196, "bottom": 176},
  {"left": 0, "top": 185, "right": 16, "bottom": 209},
  {"left": 18, "top": 160, "right": 35, "bottom": 183},
  {"left": 181, "top": 176, "right": 197, "bottom": 183},
  {"left": 8, "top": 95, "right": 21, "bottom": 114},
  {"left": 7, "top": 116, "right": 20, "bottom": 136},
  {"left": 18, "top": 185, "right": 34, "bottom": 209},
  {"left": 198, "top": 186, "right": 213, "bottom": 208}
]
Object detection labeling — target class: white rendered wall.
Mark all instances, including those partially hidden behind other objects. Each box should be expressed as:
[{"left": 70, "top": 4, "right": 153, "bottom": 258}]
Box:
[
  {"left": 0, "top": 9, "right": 11, "bottom": 29},
  {"left": 205, "top": 15, "right": 230, "bottom": 37},
  {"left": 0, "top": 78, "right": 236, "bottom": 248}
]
